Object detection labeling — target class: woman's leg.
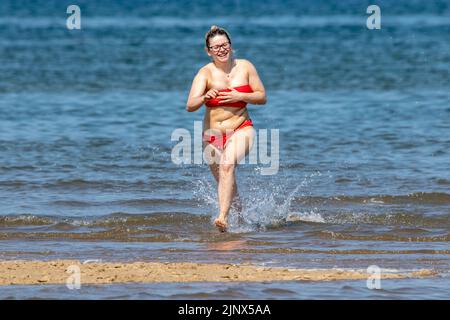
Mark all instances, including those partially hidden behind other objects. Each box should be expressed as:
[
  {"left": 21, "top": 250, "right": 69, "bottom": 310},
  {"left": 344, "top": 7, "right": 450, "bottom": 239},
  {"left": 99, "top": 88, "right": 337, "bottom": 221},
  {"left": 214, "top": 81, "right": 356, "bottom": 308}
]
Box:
[
  {"left": 209, "top": 163, "right": 220, "bottom": 182},
  {"left": 209, "top": 162, "right": 242, "bottom": 212},
  {"left": 205, "top": 141, "right": 242, "bottom": 213},
  {"left": 215, "top": 127, "right": 255, "bottom": 231}
]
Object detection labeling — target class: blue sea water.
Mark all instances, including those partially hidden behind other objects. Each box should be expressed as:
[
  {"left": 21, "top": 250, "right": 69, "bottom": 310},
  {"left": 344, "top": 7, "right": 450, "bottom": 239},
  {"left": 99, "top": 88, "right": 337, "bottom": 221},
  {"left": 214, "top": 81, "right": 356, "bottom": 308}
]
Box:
[
  {"left": 2, "top": 277, "right": 450, "bottom": 300},
  {"left": 0, "top": 0, "right": 449, "bottom": 299}
]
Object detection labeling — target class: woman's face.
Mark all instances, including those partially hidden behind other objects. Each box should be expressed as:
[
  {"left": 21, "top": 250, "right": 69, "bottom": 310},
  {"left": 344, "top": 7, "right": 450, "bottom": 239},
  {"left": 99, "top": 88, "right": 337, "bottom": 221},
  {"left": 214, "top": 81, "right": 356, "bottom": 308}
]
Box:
[{"left": 207, "top": 35, "right": 232, "bottom": 63}]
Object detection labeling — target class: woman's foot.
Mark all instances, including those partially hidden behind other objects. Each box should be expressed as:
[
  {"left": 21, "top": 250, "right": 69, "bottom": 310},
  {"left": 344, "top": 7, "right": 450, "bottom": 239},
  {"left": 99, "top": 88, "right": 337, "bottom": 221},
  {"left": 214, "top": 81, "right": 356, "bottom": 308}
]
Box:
[{"left": 214, "top": 217, "right": 228, "bottom": 232}]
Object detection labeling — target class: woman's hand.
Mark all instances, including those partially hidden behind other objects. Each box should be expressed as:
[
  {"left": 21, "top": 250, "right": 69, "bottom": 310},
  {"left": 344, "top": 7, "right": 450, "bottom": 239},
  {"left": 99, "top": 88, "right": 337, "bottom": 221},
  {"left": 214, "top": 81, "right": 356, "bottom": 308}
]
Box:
[
  {"left": 203, "top": 88, "right": 219, "bottom": 102},
  {"left": 217, "top": 88, "right": 244, "bottom": 104}
]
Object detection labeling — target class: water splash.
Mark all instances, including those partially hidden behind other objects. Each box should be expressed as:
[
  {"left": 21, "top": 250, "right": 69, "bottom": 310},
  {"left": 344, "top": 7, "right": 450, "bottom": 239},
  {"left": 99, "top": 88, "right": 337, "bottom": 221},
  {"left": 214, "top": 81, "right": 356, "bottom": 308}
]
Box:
[
  {"left": 192, "top": 174, "right": 219, "bottom": 212},
  {"left": 193, "top": 170, "right": 325, "bottom": 233},
  {"left": 235, "top": 171, "right": 325, "bottom": 232}
]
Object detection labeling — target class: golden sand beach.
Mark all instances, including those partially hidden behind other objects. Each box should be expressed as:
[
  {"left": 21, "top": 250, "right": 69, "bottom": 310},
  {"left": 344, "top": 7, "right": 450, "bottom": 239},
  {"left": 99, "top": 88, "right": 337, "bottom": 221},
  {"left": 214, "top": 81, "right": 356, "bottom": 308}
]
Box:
[{"left": 0, "top": 260, "right": 438, "bottom": 286}]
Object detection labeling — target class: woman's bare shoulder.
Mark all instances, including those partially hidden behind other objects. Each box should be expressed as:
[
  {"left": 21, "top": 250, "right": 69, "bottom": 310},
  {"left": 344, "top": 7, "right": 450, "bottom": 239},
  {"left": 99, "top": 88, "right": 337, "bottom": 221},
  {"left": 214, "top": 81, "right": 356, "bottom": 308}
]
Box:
[
  {"left": 197, "top": 63, "right": 213, "bottom": 77},
  {"left": 237, "top": 58, "right": 254, "bottom": 66},
  {"left": 200, "top": 62, "right": 214, "bottom": 71},
  {"left": 193, "top": 64, "right": 212, "bottom": 89},
  {"left": 237, "top": 59, "right": 257, "bottom": 72}
]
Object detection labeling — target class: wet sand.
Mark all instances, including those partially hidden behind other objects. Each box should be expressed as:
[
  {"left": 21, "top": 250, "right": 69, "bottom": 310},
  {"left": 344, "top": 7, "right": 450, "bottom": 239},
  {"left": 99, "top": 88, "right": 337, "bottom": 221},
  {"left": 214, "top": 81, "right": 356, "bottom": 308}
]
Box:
[{"left": 0, "top": 260, "right": 438, "bottom": 286}]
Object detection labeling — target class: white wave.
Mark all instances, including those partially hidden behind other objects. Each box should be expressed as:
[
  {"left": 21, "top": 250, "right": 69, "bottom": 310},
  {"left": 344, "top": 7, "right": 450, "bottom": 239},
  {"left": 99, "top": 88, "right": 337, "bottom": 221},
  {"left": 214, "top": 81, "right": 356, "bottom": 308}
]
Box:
[{"left": 286, "top": 211, "right": 325, "bottom": 223}]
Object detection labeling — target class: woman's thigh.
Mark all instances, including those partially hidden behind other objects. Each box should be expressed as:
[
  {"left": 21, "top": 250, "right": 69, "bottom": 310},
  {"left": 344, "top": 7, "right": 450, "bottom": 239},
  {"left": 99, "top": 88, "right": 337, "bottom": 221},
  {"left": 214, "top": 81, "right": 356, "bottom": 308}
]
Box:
[
  {"left": 203, "top": 141, "right": 222, "bottom": 165},
  {"left": 221, "top": 127, "right": 256, "bottom": 165}
]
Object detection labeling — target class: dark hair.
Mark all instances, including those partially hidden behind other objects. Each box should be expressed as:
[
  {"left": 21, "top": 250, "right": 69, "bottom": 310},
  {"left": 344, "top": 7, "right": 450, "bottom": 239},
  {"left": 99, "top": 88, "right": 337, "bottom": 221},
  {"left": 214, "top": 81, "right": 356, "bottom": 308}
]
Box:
[{"left": 205, "top": 25, "right": 232, "bottom": 49}]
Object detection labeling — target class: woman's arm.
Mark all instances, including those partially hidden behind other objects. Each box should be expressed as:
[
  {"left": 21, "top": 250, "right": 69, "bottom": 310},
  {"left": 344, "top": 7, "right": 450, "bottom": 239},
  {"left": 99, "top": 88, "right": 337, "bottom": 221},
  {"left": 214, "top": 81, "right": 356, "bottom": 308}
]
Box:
[
  {"left": 186, "top": 69, "right": 208, "bottom": 112},
  {"left": 241, "top": 60, "right": 267, "bottom": 105}
]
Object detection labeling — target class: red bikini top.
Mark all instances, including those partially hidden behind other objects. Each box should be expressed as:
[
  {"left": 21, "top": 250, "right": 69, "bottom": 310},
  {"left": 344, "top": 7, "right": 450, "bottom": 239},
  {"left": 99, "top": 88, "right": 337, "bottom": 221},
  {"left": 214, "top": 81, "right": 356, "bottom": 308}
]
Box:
[{"left": 205, "top": 84, "right": 253, "bottom": 108}]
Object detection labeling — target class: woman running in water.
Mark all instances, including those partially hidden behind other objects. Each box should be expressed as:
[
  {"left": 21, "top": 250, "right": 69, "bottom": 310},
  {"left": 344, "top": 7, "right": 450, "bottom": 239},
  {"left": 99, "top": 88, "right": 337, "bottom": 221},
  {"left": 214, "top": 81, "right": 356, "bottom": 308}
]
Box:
[{"left": 186, "top": 26, "right": 267, "bottom": 232}]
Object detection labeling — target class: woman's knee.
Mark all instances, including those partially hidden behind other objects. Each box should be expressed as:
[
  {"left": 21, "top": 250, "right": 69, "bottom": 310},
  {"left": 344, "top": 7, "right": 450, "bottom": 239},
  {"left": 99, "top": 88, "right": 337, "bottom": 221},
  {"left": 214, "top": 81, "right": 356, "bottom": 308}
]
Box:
[{"left": 219, "top": 163, "right": 235, "bottom": 175}]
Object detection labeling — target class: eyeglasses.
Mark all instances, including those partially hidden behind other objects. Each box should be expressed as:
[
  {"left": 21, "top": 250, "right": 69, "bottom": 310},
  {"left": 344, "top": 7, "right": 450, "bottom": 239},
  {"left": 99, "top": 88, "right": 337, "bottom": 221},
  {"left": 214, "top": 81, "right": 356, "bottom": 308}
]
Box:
[{"left": 208, "top": 42, "right": 230, "bottom": 53}]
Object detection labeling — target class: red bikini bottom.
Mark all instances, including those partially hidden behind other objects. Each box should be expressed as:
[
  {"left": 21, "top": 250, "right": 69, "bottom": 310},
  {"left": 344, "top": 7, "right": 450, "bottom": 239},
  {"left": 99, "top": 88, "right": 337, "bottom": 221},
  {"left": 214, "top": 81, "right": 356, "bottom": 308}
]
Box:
[{"left": 203, "top": 119, "right": 253, "bottom": 151}]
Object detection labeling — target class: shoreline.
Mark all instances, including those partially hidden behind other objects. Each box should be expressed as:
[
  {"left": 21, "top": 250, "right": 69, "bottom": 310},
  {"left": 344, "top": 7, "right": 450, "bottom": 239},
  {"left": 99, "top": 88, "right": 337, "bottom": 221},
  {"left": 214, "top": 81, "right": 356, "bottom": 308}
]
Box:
[{"left": 0, "top": 260, "right": 438, "bottom": 286}]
